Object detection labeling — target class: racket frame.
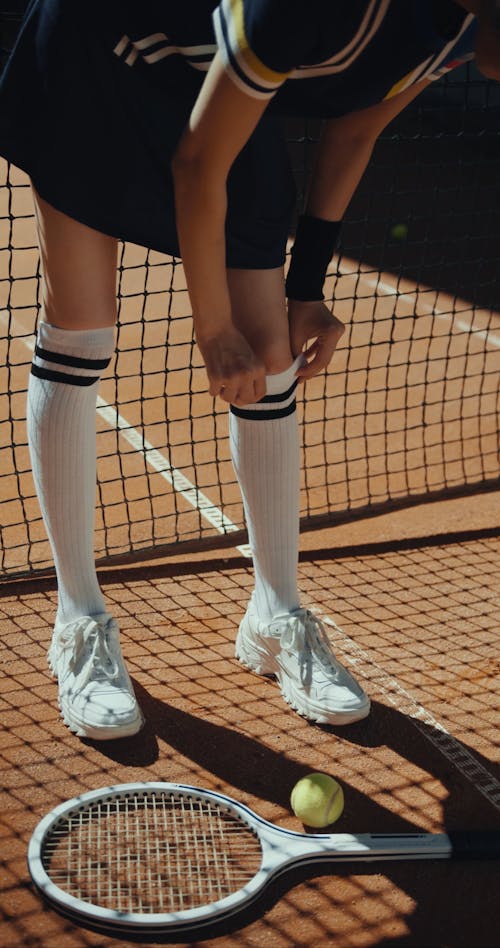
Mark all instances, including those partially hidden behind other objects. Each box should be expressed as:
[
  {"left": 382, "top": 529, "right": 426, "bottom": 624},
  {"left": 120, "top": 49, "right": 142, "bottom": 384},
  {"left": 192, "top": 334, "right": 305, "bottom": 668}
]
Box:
[{"left": 27, "top": 781, "right": 498, "bottom": 935}]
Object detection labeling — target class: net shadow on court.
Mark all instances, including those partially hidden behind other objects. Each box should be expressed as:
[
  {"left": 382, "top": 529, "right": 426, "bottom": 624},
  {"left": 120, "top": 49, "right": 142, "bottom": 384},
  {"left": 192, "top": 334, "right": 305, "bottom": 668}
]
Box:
[{"left": 1, "top": 523, "right": 499, "bottom": 946}]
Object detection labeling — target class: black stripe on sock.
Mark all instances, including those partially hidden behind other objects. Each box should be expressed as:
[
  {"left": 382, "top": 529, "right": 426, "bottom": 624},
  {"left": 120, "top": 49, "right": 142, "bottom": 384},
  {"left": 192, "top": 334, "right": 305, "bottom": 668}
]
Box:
[
  {"left": 30, "top": 364, "right": 100, "bottom": 386},
  {"left": 35, "top": 345, "right": 111, "bottom": 370},
  {"left": 259, "top": 378, "right": 299, "bottom": 404},
  {"left": 230, "top": 399, "right": 297, "bottom": 420}
]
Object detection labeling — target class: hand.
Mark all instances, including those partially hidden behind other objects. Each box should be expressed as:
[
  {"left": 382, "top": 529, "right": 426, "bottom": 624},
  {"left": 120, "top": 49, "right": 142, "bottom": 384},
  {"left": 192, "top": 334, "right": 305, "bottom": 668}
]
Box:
[
  {"left": 288, "top": 299, "right": 345, "bottom": 380},
  {"left": 197, "top": 325, "right": 266, "bottom": 405}
]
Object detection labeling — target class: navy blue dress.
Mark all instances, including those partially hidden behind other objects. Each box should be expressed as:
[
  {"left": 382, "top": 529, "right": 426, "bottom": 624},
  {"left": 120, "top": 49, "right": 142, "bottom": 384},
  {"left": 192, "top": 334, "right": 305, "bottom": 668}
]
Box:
[{"left": 0, "top": 0, "right": 476, "bottom": 266}]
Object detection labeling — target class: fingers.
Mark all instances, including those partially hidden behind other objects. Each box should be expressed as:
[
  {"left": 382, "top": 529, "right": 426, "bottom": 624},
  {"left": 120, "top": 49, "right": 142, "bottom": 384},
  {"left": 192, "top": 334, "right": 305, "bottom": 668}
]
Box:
[
  {"left": 209, "top": 367, "right": 266, "bottom": 405},
  {"left": 201, "top": 326, "right": 267, "bottom": 405},
  {"left": 295, "top": 351, "right": 326, "bottom": 380},
  {"left": 295, "top": 321, "right": 345, "bottom": 381},
  {"left": 288, "top": 301, "right": 345, "bottom": 379},
  {"left": 295, "top": 338, "right": 343, "bottom": 379},
  {"left": 296, "top": 346, "right": 337, "bottom": 380}
]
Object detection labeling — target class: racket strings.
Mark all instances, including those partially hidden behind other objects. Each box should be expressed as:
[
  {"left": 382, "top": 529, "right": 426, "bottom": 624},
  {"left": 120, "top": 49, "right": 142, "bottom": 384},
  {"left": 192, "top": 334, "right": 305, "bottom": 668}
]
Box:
[{"left": 42, "top": 792, "right": 263, "bottom": 913}]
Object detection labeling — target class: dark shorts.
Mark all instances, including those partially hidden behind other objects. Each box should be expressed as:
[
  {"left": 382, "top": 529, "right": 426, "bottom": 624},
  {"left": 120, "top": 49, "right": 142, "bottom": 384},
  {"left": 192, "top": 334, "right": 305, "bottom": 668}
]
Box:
[{"left": 0, "top": 0, "right": 296, "bottom": 268}]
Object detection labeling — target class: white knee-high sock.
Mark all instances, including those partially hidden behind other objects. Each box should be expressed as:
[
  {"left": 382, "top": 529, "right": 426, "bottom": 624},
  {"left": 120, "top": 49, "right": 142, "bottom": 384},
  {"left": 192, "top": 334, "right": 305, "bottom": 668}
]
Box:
[
  {"left": 229, "top": 357, "right": 302, "bottom": 622},
  {"left": 27, "top": 322, "right": 115, "bottom": 623}
]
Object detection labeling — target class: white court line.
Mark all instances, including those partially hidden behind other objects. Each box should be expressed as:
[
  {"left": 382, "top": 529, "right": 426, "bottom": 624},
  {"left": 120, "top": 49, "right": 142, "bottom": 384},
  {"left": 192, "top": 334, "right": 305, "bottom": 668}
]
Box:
[
  {"left": 337, "top": 263, "right": 500, "bottom": 348},
  {"left": 317, "top": 611, "right": 500, "bottom": 812},
  {"left": 96, "top": 399, "right": 251, "bottom": 559},
  {"left": 0, "top": 313, "right": 252, "bottom": 558}
]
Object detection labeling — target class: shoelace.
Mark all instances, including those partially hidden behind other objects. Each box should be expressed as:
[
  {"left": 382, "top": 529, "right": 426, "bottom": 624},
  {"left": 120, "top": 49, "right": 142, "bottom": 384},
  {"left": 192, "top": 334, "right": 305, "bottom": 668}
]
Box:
[
  {"left": 59, "top": 617, "right": 121, "bottom": 690},
  {"left": 279, "top": 610, "right": 339, "bottom": 685}
]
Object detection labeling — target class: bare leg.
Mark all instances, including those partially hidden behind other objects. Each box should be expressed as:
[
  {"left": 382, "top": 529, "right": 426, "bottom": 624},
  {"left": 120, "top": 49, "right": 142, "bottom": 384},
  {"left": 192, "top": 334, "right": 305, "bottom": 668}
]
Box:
[
  {"left": 227, "top": 267, "right": 292, "bottom": 371},
  {"left": 28, "top": 190, "right": 143, "bottom": 738},
  {"left": 33, "top": 190, "right": 117, "bottom": 329}
]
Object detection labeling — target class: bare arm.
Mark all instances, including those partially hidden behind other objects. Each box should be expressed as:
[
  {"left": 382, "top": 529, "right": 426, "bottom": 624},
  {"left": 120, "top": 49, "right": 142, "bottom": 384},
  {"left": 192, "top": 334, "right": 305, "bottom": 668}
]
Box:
[
  {"left": 290, "top": 79, "right": 432, "bottom": 379},
  {"left": 306, "top": 78, "right": 432, "bottom": 219},
  {"left": 172, "top": 55, "right": 269, "bottom": 405}
]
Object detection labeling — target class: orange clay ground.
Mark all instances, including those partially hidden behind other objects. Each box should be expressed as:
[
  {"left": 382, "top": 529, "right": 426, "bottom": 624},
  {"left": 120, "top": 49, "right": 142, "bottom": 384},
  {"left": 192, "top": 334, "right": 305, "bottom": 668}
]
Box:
[{"left": 1, "top": 489, "right": 499, "bottom": 948}]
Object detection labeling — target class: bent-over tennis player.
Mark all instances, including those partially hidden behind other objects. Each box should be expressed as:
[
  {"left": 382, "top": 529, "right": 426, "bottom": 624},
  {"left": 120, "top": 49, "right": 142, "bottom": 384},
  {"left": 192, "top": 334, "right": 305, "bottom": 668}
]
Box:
[{"left": 0, "top": 0, "right": 498, "bottom": 739}]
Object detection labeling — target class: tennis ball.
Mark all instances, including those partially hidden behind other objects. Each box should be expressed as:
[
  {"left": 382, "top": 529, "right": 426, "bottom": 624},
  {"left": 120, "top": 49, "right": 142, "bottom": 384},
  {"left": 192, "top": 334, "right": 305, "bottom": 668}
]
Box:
[
  {"left": 390, "top": 223, "right": 408, "bottom": 241},
  {"left": 290, "top": 773, "right": 344, "bottom": 828}
]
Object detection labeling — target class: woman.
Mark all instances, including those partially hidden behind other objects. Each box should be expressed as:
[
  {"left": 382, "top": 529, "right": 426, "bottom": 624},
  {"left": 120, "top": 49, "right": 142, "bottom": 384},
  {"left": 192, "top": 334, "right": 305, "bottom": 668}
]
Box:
[{"left": 0, "top": 0, "right": 496, "bottom": 740}]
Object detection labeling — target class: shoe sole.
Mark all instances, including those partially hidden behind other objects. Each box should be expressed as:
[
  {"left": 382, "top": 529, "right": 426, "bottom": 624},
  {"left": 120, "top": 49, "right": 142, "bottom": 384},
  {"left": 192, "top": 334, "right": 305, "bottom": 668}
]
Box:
[
  {"left": 235, "top": 623, "right": 371, "bottom": 726},
  {"left": 47, "top": 650, "right": 145, "bottom": 740}
]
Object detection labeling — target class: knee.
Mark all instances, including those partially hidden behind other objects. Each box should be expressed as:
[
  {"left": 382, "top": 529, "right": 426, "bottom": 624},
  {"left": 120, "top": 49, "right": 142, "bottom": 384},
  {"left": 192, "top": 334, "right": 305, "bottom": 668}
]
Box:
[
  {"left": 41, "top": 298, "right": 117, "bottom": 331},
  {"left": 263, "top": 348, "right": 295, "bottom": 375}
]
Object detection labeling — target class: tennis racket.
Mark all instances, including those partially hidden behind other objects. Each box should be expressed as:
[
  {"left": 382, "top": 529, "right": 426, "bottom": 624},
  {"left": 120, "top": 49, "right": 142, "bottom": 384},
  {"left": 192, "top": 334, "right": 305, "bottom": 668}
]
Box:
[{"left": 28, "top": 781, "right": 500, "bottom": 937}]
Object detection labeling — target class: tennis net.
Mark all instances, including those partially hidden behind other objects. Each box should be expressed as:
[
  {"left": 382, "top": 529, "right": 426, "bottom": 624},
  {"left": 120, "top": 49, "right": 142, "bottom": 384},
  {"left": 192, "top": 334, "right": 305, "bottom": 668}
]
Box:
[{"left": 1, "top": 66, "right": 499, "bottom": 578}]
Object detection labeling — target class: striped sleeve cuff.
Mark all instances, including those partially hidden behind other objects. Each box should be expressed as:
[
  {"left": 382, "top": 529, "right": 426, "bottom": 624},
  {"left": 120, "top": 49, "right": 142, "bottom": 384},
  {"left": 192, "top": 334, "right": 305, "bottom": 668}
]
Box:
[{"left": 213, "top": 0, "right": 291, "bottom": 100}]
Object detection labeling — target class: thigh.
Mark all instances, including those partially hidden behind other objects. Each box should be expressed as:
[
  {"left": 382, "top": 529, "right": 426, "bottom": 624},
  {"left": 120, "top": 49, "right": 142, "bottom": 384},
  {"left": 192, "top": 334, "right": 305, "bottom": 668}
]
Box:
[
  {"left": 227, "top": 267, "right": 293, "bottom": 374},
  {"left": 32, "top": 188, "right": 118, "bottom": 329}
]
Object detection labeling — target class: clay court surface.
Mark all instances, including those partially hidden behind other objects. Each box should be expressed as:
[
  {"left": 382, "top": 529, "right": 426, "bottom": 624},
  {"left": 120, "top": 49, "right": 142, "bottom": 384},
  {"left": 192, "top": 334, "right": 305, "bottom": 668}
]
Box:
[
  {"left": 1, "top": 500, "right": 499, "bottom": 947},
  {"left": 1, "top": 160, "right": 499, "bottom": 947}
]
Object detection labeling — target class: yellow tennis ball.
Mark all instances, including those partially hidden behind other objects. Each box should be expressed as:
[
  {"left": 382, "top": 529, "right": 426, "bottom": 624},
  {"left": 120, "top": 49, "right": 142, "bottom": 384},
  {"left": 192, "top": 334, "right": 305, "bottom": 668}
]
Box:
[
  {"left": 290, "top": 773, "right": 344, "bottom": 828},
  {"left": 391, "top": 223, "right": 408, "bottom": 240}
]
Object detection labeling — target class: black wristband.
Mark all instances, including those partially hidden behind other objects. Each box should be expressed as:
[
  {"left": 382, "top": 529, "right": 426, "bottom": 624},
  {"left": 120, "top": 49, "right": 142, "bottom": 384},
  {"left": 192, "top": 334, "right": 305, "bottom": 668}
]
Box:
[{"left": 285, "top": 215, "right": 342, "bottom": 301}]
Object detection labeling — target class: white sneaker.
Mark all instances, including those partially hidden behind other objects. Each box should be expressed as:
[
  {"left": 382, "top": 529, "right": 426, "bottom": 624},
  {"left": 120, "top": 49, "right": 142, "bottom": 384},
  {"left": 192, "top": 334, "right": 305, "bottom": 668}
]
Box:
[
  {"left": 236, "top": 607, "right": 370, "bottom": 725},
  {"left": 47, "top": 614, "right": 144, "bottom": 740}
]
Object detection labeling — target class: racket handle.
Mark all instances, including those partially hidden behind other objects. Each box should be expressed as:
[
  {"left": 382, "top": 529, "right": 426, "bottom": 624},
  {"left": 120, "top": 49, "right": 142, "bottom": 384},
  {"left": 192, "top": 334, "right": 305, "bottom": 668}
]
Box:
[{"left": 448, "top": 831, "right": 500, "bottom": 859}]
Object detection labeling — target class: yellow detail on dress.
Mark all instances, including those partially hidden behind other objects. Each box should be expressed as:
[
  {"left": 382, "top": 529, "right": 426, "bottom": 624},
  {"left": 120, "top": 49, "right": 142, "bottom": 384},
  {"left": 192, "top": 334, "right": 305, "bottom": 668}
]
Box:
[{"left": 228, "top": 0, "right": 291, "bottom": 84}]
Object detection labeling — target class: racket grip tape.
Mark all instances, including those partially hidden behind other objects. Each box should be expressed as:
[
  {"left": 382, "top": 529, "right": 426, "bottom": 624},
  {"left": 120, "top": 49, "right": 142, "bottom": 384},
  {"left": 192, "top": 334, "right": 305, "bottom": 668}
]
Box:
[{"left": 448, "top": 830, "right": 500, "bottom": 859}]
